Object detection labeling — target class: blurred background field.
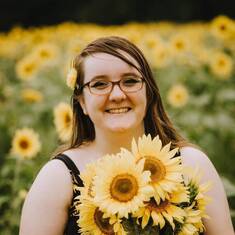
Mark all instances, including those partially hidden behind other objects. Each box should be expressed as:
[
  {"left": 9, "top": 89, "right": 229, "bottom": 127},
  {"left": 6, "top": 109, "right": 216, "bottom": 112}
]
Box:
[{"left": 0, "top": 0, "right": 235, "bottom": 233}]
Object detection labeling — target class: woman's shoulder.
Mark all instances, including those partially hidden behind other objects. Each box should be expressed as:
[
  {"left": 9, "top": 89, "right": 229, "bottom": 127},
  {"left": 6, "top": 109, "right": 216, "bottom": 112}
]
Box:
[
  {"left": 180, "top": 146, "right": 211, "bottom": 166},
  {"left": 179, "top": 146, "right": 221, "bottom": 184},
  {"left": 35, "top": 158, "right": 74, "bottom": 188}
]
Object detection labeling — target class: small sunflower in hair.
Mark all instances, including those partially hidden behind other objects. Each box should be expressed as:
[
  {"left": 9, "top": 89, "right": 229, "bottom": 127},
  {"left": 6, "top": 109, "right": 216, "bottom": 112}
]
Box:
[{"left": 66, "top": 59, "right": 77, "bottom": 90}]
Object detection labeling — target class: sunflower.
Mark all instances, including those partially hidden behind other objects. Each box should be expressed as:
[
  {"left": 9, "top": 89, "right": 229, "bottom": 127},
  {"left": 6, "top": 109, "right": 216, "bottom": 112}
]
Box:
[
  {"left": 178, "top": 204, "right": 204, "bottom": 235},
  {"left": 93, "top": 152, "right": 153, "bottom": 218},
  {"left": 66, "top": 60, "right": 77, "bottom": 90},
  {"left": 53, "top": 102, "right": 73, "bottom": 142},
  {"left": 21, "top": 88, "right": 43, "bottom": 103},
  {"left": 131, "top": 134, "right": 183, "bottom": 204},
  {"left": 11, "top": 128, "right": 41, "bottom": 159},
  {"left": 211, "top": 15, "right": 235, "bottom": 40},
  {"left": 133, "top": 184, "right": 188, "bottom": 230},
  {"left": 77, "top": 199, "right": 125, "bottom": 235},
  {"left": 167, "top": 84, "right": 189, "bottom": 108},
  {"left": 209, "top": 51, "right": 233, "bottom": 79},
  {"left": 79, "top": 162, "right": 98, "bottom": 199},
  {"left": 185, "top": 167, "right": 211, "bottom": 218},
  {"left": 32, "top": 43, "right": 59, "bottom": 66},
  {"left": 151, "top": 43, "right": 170, "bottom": 68},
  {"left": 169, "top": 34, "right": 190, "bottom": 56},
  {"left": 16, "top": 55, "right": 39, "bottom": 81},
  {"left": 144, "top": 34, "right": 163, "bottom": 50}
]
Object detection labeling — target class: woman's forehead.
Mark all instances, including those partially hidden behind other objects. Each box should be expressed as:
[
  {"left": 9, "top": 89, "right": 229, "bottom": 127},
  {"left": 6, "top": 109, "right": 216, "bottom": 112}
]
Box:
[{"left": 83, "top": 51, "right": 141, "bottom": 80}]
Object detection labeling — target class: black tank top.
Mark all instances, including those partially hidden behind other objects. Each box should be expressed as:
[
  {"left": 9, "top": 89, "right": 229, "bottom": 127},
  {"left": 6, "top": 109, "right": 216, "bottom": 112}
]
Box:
[{"left": 54, "top": 154, "right": 83, "bottom": 235}]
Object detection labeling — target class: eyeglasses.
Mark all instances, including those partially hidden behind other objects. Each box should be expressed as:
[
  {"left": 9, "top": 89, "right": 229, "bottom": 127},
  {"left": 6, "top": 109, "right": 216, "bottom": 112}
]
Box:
[{"left": 81, "top": 76, "right": 144, "bottom": 95}]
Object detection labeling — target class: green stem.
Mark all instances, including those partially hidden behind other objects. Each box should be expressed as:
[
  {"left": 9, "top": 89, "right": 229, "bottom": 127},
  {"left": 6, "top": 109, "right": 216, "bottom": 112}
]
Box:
[
  {"left": 133, "top": 217, "right": 140, "bottom": 235},
  {"left": 12, "top": 158, "right": 21, "bottom": 202}
]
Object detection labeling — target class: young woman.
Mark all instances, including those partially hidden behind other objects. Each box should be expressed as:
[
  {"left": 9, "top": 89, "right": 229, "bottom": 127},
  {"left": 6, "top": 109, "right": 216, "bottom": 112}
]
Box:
[{"left": 19, "top": 36, "right": 234, "bottom": 234}]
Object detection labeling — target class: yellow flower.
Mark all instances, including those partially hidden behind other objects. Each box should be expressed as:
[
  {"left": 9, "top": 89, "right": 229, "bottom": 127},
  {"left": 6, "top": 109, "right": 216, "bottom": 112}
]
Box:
[
  {"left": 93, "top": 152, "right": 153, "bottom": 218},
  {"left": 77, "top": 199, "right": 125, "bottom": 235},
  {"left": 178, "top": 205, "right": 204, "bottom": 235},
  {"left": 31, "top": 43, "right": 59, "bottom": 65},
  {"left": 11, "top": 128, "right": 41, "bottom": 159},
  {"left": 15, "top": 55, "right": 39, "bottom": 81},
  {"left": 21, "top": 88, "right": 43, "bottom": 103},
  {"left": 169, "top": 34, "right": 190, "bottom": 56},
  {"left": 131, "top": 134, "right": 183, "bottom": 204},
  {"left": 167, "top": 84, "right": 189, "bottom": 108},
  {"left": 79, "top": 162, "right": 97, "bottom": 199},
  {"left": 185, "top": 167, "right": 211, "bottom": 219},
  {"left": 134, "top": 185, "right": 188, "bottom": 230},
  {"left": 66, "top": 67, "right": 77, "bottom": 90},
  {"left": 211, "top": 15, "right": 235, "bottom": 40},
  {"left": 53, "top": 102, "right": 73, "bottom": 142},
  {"left": 151, "top": 43, "right": 170, "bottom": 68},
  {"left": 144, "top": 34, "right": 163, "bottom": 50},
  {"left": 209, "top": 52, "right": 233, "bottom": 79}
]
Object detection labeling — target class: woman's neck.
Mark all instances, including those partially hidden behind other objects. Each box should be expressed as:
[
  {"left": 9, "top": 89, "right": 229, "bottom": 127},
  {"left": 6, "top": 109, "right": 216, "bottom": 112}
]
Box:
[{"left": 91, "top": 127, "right": 145, "bottom": 156}]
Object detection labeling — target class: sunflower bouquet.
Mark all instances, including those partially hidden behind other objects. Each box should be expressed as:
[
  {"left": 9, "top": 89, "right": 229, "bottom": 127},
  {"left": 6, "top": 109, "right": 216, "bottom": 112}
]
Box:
[{"left": 76, "top": 135, "right": 211, "bottom": 235}]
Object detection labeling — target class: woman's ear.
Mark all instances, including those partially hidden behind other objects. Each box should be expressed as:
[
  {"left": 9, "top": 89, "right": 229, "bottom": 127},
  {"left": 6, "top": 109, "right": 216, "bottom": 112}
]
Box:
[{"left": 78, "top": 96, "right": 88, "bottom": 115}]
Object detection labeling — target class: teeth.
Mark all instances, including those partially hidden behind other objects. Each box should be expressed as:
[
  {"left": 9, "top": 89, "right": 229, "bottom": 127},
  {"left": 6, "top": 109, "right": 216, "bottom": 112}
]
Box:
[{"left": 107, "top": 108, "right": 129, "bottom": 114}]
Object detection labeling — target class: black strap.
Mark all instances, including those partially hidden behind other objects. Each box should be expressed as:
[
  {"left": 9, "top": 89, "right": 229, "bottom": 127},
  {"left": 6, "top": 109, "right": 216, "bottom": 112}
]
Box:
[{"left": 54, "top": 154, "right": 84, "bottom": 187}]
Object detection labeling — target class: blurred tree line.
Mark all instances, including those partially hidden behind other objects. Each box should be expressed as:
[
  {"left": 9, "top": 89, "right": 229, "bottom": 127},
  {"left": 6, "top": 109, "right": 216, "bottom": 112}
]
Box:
[{"left": 0, "top": 0, "right": 235, "bottom": 31}]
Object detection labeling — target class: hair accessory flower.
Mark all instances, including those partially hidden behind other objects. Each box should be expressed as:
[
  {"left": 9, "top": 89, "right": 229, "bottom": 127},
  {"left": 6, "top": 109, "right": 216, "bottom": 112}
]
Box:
[{"left": 66, "top": 59, "right": 78, "bottom": 90}]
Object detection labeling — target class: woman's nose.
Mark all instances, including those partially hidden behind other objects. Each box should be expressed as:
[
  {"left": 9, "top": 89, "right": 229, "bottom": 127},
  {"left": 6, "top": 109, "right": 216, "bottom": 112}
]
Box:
[{"left": 108, "top": 84, "right": 127, "bottom": 101}]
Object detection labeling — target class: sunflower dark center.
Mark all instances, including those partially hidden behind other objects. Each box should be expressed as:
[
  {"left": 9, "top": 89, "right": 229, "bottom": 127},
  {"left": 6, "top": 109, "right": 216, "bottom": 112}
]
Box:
[
  {"left": 64, "top": 113, "right": 71, "bottom": 125},
  {"left": 146, "top": 197, "right": 169, "bottom": 213},
  {"left": 176, "top": 41, "right": 184, "bottom": 49},
  {"left": 94, "top": 208, "right": 114, "bottom": 235},
  {"left": 218, "top": 59, "right": 225, "bottom": 67},
  {"left": 176, "top": 93, "right": 183, "bottom": 99},
  {"left": 40, "top": 50, "right": 50, "bottom": 58},
  {"left": 220, "top": 24, "right": 226, "bottom": 31},
  {"left": 110, "top": 174, "right": 138, "bottom": 202},
  {"left": 25, "top": 64, "right": 34, "bottom": 73},
  {"left": 19, "top": 139, "right": 29, "bottom": 149},
  {"left": 144, "top": 157, "right": 166, "bottom": 182}
]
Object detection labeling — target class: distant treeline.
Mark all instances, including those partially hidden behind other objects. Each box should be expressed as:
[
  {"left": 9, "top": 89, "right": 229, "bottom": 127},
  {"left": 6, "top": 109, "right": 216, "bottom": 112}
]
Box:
[{"left": 0, "top": 0, "right": 234, "bottom": 31}]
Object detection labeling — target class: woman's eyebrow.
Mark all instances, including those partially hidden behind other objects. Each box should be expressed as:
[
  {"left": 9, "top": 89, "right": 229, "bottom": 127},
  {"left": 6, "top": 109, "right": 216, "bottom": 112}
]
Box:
[
  {"left": 121, "top": 72, "right": 139, "bottom": 76},
  {"left": 90, "top": 75, "right": 109, "bottom": 80},
  {"left": 90, "top": 72, "right": 139, "bottom": 81}
]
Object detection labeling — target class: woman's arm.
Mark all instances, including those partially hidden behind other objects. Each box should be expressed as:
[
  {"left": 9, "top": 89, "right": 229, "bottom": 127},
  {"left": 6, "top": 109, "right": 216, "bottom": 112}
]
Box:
[
  {"left": 19, "top": 160, "right": 73, "bottom": 235},
  {"left": 181, "top": 146, "right": 234, "bottom": 235}
]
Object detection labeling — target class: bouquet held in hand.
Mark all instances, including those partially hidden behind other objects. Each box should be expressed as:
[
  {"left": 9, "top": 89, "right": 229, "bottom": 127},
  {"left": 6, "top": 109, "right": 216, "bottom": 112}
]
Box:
[{"left": 76, "top": 134, "right": 211, "bottom": 235}]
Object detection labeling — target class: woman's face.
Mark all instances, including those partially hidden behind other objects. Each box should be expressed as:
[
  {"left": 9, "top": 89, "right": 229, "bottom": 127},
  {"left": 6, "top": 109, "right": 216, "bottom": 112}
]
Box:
[{"left": 79, "top": 52, "right": 147, "bottom": 134}]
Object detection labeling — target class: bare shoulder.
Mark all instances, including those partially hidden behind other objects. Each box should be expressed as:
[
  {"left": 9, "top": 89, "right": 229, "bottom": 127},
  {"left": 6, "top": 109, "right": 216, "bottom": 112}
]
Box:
[
  {"left": 20, "top": 159, "right": 74, "bottom": 234},
  {"left": 26, "top": 159, "right": 73, "bottom": 208},
  {"left": 180, "top": 146, "right": 220, "bottom": 184},
  {"left": 180, "top": 146, "right": 214, "bottom": 172}
]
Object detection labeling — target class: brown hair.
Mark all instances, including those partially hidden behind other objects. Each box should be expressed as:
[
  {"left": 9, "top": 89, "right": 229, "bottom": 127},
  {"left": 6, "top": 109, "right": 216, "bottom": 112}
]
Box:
[{"left": 56, "top": 36, "right": 188, "bottom": 155}]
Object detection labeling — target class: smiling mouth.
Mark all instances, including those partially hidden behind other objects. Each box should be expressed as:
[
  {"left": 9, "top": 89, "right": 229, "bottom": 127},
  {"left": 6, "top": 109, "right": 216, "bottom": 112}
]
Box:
[{"left": 105, "top": 107, "right": 131, "bottom": 114}]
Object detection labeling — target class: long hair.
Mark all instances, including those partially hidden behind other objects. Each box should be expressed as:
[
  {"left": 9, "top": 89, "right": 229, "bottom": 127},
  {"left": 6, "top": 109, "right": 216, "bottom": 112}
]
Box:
[{"left": 55, "top": 36, "right": 188, "bottom": 155}]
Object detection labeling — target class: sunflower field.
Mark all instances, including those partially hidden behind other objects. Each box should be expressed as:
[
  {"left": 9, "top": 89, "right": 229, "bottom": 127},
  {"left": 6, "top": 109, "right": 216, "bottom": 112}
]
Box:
[{"left": 0, "top": 15, "right": 235, "bottom": 234}]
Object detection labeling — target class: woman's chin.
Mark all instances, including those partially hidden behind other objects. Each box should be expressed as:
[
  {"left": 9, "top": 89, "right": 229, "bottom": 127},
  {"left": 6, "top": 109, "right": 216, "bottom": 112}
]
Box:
[{"left": 105, "top": 123, "right": 133, "bottom": 133}]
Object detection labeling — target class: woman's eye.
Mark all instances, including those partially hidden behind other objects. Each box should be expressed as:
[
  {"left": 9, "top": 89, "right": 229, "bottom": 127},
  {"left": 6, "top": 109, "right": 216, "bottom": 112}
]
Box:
[
  {"left": 123, "top": 78, "right": 140, "bottom": 86},
  {"left": 90, "top": 81, "right": 109, "bottom": 89}
]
